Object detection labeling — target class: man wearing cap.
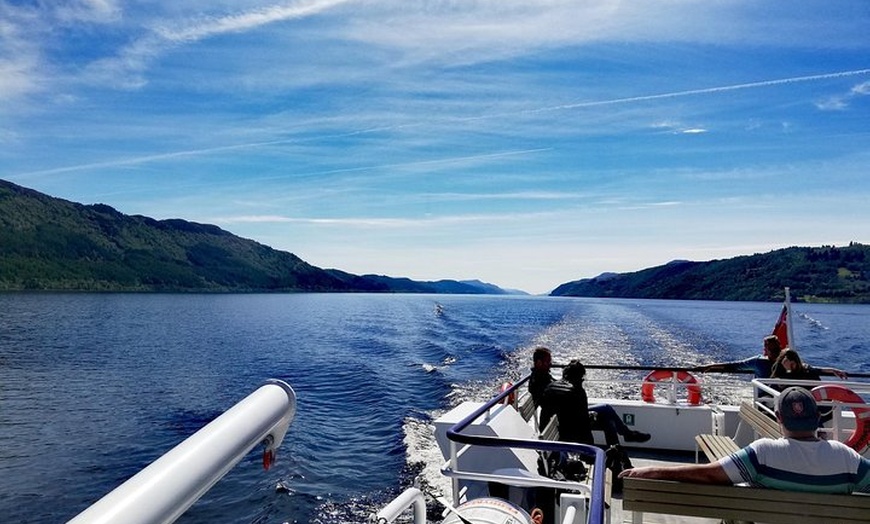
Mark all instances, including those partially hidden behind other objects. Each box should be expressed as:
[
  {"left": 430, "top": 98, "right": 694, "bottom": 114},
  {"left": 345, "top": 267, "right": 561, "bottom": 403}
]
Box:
[{"left": 619, "top": 387, "right": 870, "bottom": 494}]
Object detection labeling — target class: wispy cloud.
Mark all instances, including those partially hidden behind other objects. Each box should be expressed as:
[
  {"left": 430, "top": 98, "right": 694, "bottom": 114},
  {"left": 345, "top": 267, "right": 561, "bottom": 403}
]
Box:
[
  {"left": 84, "top": 0, "right": 352, "bottom": 88},
  {"left": 13, "top": 69, "right": 869, "bottom": 179},
  {"left": 2, "top": 1, "right": 869, "bottom": 294},
  {"left": 214, "top": 210, "right": 556, "bottom": 228},
  {"left": 153, "top": 0, "right": 350, "bottom": 43},
  {"left": 815, "top": 79, "right": 870, "bottom": 110}
]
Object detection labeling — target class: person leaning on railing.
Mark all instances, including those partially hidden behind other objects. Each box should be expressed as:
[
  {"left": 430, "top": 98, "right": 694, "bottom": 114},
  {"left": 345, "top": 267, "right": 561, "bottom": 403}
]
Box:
[
  {"left": 619, "top": 387, "right": 870, "bottom": 494},
  {"left": 771, "top": 348, "right": 849, "bottom": 383},
  {"left": 695, "top": 335, "right": 783, "bottom": 379}
]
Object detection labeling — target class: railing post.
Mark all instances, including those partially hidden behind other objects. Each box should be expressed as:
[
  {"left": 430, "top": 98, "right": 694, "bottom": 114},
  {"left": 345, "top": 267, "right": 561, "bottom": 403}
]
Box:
[
  {"left": 668, "top": 372, "right": 677, "bottom": 404},
  {"left": 373, "top": 487, "right": 427, "bottom": 524}
]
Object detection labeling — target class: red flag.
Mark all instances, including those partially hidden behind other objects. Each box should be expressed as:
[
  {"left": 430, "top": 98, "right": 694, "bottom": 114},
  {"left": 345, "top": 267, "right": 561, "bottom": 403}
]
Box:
[{"left": 772, "top": 304, "right": 789, "bottom": 349}]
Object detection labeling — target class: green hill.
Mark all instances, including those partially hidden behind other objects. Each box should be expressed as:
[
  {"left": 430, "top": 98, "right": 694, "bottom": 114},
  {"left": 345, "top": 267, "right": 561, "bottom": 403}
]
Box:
[
  {"left": 550, "top": 244, "right": 870, "bottom": 303},
  {"left": 0, "top": 179, "right": 511, "bottom": 294}
]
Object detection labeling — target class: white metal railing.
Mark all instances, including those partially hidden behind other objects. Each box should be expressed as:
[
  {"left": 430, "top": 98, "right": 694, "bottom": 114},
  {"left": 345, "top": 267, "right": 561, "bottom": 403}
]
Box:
[
  {"left": 446, "top": 381, "right": 606, "bottom": 524},
  {"left": 372, "top": 487, "right": 428, "bottom": 524},
  {"left": 68, "top": 379, "right": 297, "bottom": 524},
  {"left": 754, "top": 378, "right": 870, "bottom": 445}
]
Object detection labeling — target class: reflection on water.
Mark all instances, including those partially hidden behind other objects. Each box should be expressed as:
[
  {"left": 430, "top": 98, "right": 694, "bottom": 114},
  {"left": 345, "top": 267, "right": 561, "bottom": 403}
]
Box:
[{"left": 0, "top": 293, "right": 867, "bottom": 523}]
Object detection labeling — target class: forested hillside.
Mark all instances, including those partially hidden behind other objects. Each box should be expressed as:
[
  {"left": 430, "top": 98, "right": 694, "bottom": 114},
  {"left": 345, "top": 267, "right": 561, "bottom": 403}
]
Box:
[
  {"left": 551, "top": 243, "right": 870, "bottom": 303},
  {"left": 3, "top": 179, "right": 866, "bottom": 300},
  {"left": 0, "top": 179, "right": 509, "bottom": 294}
]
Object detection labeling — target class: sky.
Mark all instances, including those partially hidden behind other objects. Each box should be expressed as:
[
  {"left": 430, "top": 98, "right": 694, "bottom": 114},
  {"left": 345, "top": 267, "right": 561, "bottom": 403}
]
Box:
[{"left": 2, "top": 1, "right": 869, "bottom": 295}]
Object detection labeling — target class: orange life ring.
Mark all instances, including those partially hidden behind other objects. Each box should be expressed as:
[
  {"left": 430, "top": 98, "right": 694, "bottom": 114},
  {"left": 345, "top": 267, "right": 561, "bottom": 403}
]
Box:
[
  {"left": 641, "top": 370, "right": 702, "bottom": 405},
  {"left": 811, "top": 385, "right": 870, "bottom": 453},
  {"left": 499, "top": 382, "right": 516, "bottom": 405}
]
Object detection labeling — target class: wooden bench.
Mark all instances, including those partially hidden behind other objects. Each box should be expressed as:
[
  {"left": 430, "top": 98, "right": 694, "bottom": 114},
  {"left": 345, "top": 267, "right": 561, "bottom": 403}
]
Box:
[
  {"left": 695, "top": 433, "right": 740, "bottom": 462},
  {"left": 623, "top": 477, "right": 870, "bottom": 524},
  {"left": 517, "top": 393, "right": 537, "bottom": 422},
  {"left": 739, "top": 399, "right": 781, "bottom": 439},
  {"left": 540, "top": 416, "right": 559, "bottom": 441},
  {"left": 694, "top": 400, "right": 781, "bottom": 463},
  {"left": 517, "top": 393, "right": 559, "bottom": 441}
]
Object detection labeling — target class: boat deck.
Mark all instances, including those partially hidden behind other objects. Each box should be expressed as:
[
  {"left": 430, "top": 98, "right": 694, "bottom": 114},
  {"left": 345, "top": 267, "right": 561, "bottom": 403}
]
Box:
[{"left": 608, "top": 453, "right": 719, "bottom": 524}]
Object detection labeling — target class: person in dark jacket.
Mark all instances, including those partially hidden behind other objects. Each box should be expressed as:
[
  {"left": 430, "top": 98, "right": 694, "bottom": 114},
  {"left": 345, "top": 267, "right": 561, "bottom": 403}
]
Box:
[
  {"left": 696, "top": 335, "right": 784, "bottom": 379},
  {"left": 771, "top": 348, "right": 847, "bottom": 382},
  {"left": 528, "top": 346, "right": 553, "bottom": 406},
  {"left": 538, "top": 359, "right": 650, "bottom": 446},
  {"left": 539, "top": 359, "right": 594, "bottom": 444}
]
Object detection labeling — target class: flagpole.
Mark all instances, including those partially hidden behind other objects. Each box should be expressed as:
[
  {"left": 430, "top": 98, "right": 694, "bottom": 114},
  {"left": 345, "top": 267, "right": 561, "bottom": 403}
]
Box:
[{"left": 784, "top": 286, "right": 795, "bottom": 350}]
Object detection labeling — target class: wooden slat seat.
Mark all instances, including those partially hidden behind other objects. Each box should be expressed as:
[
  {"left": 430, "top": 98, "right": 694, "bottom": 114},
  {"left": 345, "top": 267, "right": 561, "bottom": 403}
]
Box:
[
  {"left": 540, "top": 417, "right": 559, "bottom": 441},
  {"left": 694, "top": 401, "right": 780, "bottom": 463},
  {"left": 695, "top": 434, "right": 740, "bottom": 463},
  {"left": 739, "top": 399, "right": 782, "bottom": 439},
  {"left": 623, "top": 478, "right": 870, "bottom": 524},
  {"left": 517, "top": 393, "right": 537, "bottom": 422}
]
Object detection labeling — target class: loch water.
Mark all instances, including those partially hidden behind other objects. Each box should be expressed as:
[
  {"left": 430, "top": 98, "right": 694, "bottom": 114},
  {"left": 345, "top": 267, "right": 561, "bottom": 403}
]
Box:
[{"left": 1, "top": 293, "right": 868, "bottom": 523}]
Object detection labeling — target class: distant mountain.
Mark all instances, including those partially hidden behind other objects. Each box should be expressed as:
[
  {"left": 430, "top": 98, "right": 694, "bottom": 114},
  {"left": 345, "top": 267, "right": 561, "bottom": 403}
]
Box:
[
  {"left": 324, "top": 270, "right": 523, "bottom": 295},
  {"left": 0, "top": 179, "right": 512, "bottom": 294},
  {"left": 460, "top": 279, "right": 527, "bottom": 295},
  {"left": 551, "top": 244, "right": 870, "bottom": 303}
]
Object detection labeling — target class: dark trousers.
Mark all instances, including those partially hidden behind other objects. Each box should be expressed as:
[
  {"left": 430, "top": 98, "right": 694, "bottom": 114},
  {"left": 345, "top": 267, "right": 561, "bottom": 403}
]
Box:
[{"left": 588, "top": 404, "right": 630, "bottom": 446}]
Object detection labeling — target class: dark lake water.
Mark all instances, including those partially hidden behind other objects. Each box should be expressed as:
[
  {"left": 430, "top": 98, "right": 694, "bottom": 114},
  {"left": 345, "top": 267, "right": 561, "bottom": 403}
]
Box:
[{"left": 1, "top": 293, "right": 867, "bottom": 523}]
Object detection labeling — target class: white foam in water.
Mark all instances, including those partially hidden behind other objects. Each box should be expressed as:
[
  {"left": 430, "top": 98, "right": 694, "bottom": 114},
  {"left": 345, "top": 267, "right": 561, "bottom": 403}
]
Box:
[{"left": 402, "top": 415, "right": 453, "bottom": 502}]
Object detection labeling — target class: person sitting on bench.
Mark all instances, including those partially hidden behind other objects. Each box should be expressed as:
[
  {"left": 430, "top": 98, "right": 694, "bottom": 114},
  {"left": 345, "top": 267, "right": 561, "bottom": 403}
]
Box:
[
  {"left": 531, "top": 351, "right": 650, "bottom": 443},
  {"left": 619, "top": 387, "right": 870, "bottom": 494}
]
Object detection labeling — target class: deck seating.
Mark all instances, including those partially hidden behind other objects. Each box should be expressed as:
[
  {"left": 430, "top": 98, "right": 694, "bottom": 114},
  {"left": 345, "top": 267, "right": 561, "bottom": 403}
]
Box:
[
  {"left": 623, "top": 477, "right": 870, "bottom": 524},
  {"left": 694, "top": 400, "right": 781, "bottom": 463},
  {"left": 517, "top": 393, "right": 536, "bottom": 422},
  {"left": 738, "top": 399, "right": 782, "bottom": 439},
  {"left": 540, "top": 417, "right": 559, "bottom": 441},
  {"left": 694, "top": 433, "right": 740, "bottom": 462},
  {"left": 517, "top": 393, "right": 560, "bottom": 442}
]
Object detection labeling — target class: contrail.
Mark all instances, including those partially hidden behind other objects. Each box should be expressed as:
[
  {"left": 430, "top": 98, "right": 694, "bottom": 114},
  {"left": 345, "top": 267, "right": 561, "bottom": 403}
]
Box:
[
  {"left": 459, "top": 69, "right": 870, "bottom": 121},
  {"left": 15, "top": 69, "right": 870, "bottom": 178},
  {"left": 549, "top": 69, "right": 870, "bottom": 111}
]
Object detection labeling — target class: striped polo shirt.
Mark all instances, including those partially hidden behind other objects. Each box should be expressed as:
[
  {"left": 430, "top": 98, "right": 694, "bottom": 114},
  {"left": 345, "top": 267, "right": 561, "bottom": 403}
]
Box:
[{"left": 719, "top": 437, "right": 870, "bottom": 493}]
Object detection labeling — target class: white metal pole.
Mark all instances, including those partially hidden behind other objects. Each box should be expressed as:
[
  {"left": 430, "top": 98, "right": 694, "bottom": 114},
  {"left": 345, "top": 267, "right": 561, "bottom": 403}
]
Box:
[{"left": 69, "top": 380, "right": 296, "bottom": 524}]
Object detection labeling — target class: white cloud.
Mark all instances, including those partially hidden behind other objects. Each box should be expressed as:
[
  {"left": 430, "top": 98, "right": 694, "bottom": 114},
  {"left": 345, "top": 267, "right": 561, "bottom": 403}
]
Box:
[
  {"left": 816, "top": 79, "right": 870, "bottom": 110},
  {"left": 851, "top": 81, "right": 870, "bottom": 95},
  {"left": 214, "top": 210, "right": 556, "bottom": 228},
  {"left": 153, "top": 0, "right": 350, "bottom": 43},
  {"left": 55, "top": 0, "right": 121, "bottom": 23},
  {"left": 815, "top": 97, "right": 848, "bottom": 111}
]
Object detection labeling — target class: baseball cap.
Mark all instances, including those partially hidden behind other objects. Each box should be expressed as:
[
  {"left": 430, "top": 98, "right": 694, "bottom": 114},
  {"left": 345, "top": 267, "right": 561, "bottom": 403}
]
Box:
[{"left": 775, "top": 387, "right": 819, "bottom": 432}]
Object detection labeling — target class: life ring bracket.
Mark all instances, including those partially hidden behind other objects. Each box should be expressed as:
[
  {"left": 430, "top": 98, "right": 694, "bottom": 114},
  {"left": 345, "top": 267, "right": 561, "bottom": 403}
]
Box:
[
  {"left": 641, "top": 369, "right": 703, "bottom": 406},
  {"left": 811, "top": 384, "right": 870, "bottom": 454}
]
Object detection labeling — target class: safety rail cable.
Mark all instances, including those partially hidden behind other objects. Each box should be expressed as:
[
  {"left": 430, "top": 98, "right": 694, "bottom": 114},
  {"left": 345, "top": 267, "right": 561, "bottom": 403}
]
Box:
[
  {"left": 445, "top": 376, "right": 607, "bottom": 524},
  {"left": 68, "top": 380, "right": 297, "bottom": 524},
  {"left": 581, "top": 364, "right": 870, "bottom": 379}
]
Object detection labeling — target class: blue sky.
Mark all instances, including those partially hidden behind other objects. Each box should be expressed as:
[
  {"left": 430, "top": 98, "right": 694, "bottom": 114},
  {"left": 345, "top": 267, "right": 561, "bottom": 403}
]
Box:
[{"left": 2, "top": 1, "right": 869, "bottom": 294}]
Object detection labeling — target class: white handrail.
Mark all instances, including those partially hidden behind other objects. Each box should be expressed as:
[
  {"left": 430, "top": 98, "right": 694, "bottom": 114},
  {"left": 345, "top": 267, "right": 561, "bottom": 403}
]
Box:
[
  {"left": 371, "top": 487, "right": 427, "bottom": 524},
  {"left": 69, "top": 379, "right": 297, "bottom": 524}
]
